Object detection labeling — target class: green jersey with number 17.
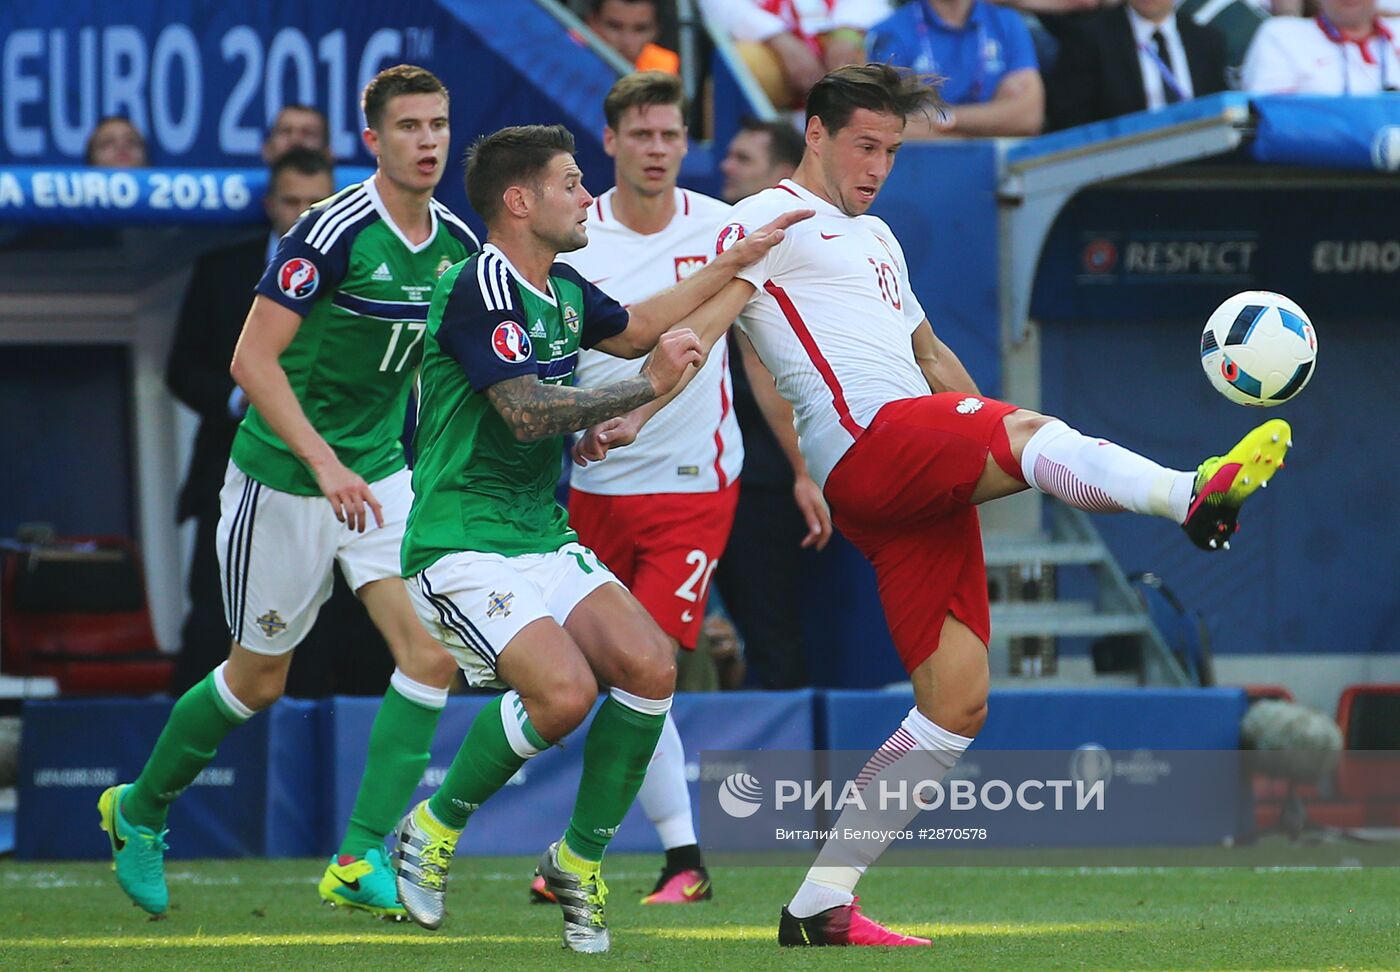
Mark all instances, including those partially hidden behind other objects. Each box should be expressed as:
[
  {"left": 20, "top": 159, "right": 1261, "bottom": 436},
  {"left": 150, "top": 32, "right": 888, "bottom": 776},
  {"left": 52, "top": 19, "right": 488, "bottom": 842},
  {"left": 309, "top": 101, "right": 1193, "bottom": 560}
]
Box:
[
  {"left": 402, "top": 243, "right": 631, "bottom": 574},
  {"left": 233, "top": 177, "right": 479, "bottom": 495}
]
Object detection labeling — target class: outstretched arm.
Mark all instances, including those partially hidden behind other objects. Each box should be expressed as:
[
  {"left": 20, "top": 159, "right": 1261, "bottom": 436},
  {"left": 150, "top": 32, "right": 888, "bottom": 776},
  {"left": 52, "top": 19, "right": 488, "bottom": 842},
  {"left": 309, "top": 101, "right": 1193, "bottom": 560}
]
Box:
[
  {"left": 592, "top": 209, "right": 810, "bottom": 357},
  {"left": 486, "top": 329, "right": 701, "bottom": 442}
]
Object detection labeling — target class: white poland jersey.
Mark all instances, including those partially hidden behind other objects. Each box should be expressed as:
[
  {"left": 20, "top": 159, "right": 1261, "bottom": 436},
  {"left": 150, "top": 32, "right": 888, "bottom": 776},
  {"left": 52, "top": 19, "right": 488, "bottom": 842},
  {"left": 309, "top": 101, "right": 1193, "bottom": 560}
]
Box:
[
  {"left": 561, "top": 187, "right": 744, "bottom": 495},
  {"left": 727, "top": 178, "right": 929, "bottom": 488}
]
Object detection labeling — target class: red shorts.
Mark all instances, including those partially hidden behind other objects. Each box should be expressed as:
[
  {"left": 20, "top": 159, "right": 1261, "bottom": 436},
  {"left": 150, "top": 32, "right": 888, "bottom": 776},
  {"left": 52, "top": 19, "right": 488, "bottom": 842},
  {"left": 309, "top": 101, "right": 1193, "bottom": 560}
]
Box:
[
  {"left": 823, "top": 393, "right": 1022, "bottom": 674},
  {"left": 568, "top": 483, "right": 740, "bottom": 649}
]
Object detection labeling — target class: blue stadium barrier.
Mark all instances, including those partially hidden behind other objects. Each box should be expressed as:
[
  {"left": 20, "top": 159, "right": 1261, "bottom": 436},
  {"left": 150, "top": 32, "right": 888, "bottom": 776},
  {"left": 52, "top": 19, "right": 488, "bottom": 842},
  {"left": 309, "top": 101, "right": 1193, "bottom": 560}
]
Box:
[
  {"left": 322, "top": 689, "right": 816, "bottom": 858},
  {"left": 17, "top": 698, "right": 320, "bottom": 860},
  {"left": 19, "top": 689, "right": 1252, "bottom": 859},
  {"left": 818, "top": 687, "right": 1248, "bottom": 751}
]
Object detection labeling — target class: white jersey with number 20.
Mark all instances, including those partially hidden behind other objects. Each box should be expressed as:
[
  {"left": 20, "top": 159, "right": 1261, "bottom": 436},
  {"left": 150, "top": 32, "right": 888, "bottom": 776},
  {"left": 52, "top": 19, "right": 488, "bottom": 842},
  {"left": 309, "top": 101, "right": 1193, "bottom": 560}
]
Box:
[{"left": 561, "top": 187, "right": 743, "bottom": 495}]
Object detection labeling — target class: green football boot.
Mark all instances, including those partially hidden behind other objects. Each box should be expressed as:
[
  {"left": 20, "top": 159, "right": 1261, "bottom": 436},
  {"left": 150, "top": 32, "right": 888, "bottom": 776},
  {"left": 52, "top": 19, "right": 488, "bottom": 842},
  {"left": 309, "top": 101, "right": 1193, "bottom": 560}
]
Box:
[
  {"left": 97, "top": 784, "right": 169, "bottom": 915},
  {"left": 318, "top": 847, "right": 408, "bottom": 920}
]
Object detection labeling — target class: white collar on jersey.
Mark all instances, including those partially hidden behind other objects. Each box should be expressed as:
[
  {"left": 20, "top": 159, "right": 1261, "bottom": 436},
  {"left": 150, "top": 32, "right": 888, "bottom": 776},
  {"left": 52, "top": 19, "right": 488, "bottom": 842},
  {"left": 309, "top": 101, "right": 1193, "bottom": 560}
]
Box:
[
  {"left": 774, "top": 178, "right": 847, "bottom": 218},
  {"left": 363, "top": 174, "right": 439, "bottom": 255},
  {"left": 591, "top": 186, "right": 694, "bottom": 231},
  {"left": 482, "top": 242, "right": 557, "bottom": 305}
]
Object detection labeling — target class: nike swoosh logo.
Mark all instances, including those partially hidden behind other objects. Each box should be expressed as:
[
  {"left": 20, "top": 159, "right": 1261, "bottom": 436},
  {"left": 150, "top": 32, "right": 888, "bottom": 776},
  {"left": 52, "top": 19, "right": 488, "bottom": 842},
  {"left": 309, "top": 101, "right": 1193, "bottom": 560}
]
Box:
[
  {"left": 339, "top": 875, "right": 362, "bottom": 891},
  {"left": 683, "top": 880, "right": 707, "bottom": 896},
  {"left": 820, "top": 233, "right": 842, "bottom": 240}
]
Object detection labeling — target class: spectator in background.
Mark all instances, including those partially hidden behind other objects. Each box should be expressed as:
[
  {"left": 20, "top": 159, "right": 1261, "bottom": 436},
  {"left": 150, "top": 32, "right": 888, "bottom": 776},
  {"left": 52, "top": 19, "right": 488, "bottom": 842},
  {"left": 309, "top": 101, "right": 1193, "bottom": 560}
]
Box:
[
  {"left": 719, "top": 115, "right": 807, "bottom": 201},
  {"left": 1243, "top": 0, "right": 1400, "bottom": 93},
  {"left": 712, "top": 117, "right": 831, "bottom": 690},
  {"left": 166, "top": 148, "right": 343, "bottom": 694},
  {"left": 867, "top": 0, "right": 1045, "bottom": 136},
  {"left": 263, "top": 104, "right": 333, "bottom": 163},
  {"left": 1047, "top": 0, "right": 1228, "bottom": 130},
  {"left": 700, "top": 0, "right": 894, "bottom": 108},
  {"left": 586, "top": 0, "right": 681, "bottom": 72},
  {"left": 1177, "top": 0, "right": 1275, "bottom": 75},
  {"left": 85, "top": 117, "right": 147, "bottom": 167}
]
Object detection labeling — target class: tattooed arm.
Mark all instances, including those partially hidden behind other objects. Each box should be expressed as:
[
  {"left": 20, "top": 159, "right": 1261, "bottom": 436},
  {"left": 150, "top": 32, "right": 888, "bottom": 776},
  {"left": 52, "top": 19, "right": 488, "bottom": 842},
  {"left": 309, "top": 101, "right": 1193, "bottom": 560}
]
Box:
[
  {"left": 485, "top": 373, "right": 657, "bottom": 443},
  {"left": 484, "top": 329, "right": 703, "bottom": 442}
]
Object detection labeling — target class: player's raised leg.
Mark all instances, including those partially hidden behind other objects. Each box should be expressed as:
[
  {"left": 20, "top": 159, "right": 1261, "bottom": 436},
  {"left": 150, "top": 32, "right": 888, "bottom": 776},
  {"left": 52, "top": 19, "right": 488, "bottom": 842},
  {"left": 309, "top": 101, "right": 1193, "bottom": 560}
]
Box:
[
  {"left": 969, "top": 403, "right": 1292, "bottom": 550},
  {"left": 319, "top": 573, "right": 458, "bottom": 920},
  {"left": 535, "top": 579, "right": 676, "bottom": 953}
]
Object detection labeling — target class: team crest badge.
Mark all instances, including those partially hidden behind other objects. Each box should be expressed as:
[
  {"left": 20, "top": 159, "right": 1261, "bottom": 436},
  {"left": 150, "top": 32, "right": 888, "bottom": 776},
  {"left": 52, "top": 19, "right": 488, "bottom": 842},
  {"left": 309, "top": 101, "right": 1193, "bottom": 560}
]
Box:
[
  {"left": 562, "top": 303, "right": 580, "bottom": 334},
  {"left": 436, "top": 256, "right": 454, "bottom": 278},
  {"left": 277, "top": 258, "right": 319, "bottom": 299},
  {"left": 715, "top": 222, "right": 746, "bottom": 255},
  {"left": 255, "top": 609, "right": 288, "bottom": 639},
  {"left": 491, "top": 321, "right": 533, "bottom": 363},
  {"left": 486, "top": 591, "right": 515, "bottom": 618},
  {"left": 956, "top": 397, "right": 985, "bottom": 415},
  {"left": 674, "top": 255, "right": 707, "bottom": 280}
]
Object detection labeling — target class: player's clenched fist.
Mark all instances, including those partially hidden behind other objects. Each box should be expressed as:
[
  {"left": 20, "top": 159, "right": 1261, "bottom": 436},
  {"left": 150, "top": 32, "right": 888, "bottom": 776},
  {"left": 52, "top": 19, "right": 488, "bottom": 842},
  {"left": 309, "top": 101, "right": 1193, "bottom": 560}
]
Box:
[{"left": 642, "top": 328, "right": 703, "bottom": 396}]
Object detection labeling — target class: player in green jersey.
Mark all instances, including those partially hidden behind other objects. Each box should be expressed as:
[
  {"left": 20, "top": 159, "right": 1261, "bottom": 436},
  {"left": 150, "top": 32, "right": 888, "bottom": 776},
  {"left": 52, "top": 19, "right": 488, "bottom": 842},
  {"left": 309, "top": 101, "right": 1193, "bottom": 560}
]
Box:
[
  {"left": 388, "top": 124, "right": 809, "bottom": 952},
  {"left": 98, "top": 66, "right": 476, "bottom": 920}
]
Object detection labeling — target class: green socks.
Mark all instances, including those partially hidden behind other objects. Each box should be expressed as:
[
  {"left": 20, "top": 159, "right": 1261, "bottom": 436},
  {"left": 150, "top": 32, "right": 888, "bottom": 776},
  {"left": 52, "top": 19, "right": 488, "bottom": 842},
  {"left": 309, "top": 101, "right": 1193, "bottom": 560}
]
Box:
[
  {"left": 337, "top": 671, "right": 449, "bottom": 859},
  {"left": 123, "top": 665, "right": 250, "bottom": 829},
  {"left": 428, "top": 691, "right": 548, "bottom": 830},
  {"left": 564, "top": 689, "right": 671, "bottom": 862}
]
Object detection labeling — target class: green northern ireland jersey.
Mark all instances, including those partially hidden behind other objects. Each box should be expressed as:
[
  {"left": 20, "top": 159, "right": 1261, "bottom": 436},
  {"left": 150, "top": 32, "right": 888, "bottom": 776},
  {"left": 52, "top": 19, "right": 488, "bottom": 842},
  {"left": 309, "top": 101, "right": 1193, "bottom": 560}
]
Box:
[
  {"left": 232, "top": 179, "right": 478, "bottom": 495},
  {"left": 402, "top": 243, "right": 630, "bottom": 573}
]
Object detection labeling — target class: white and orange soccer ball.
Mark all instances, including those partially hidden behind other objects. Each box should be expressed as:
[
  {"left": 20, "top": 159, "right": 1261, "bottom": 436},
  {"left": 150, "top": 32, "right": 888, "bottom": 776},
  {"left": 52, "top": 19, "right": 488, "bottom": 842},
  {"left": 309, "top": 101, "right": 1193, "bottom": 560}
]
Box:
[{"left": 1200, "top": 291, "right": 1317, "bottom": 406}]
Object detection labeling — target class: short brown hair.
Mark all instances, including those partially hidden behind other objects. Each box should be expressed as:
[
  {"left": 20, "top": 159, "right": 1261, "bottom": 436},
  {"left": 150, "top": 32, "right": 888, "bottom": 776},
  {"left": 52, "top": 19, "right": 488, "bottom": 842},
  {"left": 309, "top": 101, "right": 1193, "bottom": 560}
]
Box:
[
  {"left": 465, "top": 124, "right": 577, "bottom": 224},
  {"left": 805, "top": 64, "right": 945, "bottom": 135},
  {"left": 361, "top": 64, "right": 448, "bottom": 130},
  {"left": 603, "top": 71, "right": 685, "bottom": 130}
]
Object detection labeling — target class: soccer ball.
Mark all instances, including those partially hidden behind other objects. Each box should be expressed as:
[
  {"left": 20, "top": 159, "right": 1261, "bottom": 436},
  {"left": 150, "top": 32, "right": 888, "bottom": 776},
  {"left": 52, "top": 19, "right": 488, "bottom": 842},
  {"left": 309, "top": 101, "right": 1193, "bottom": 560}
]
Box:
[{"left": 1200, "top": 291, "right": 1317, "bottom": 406}]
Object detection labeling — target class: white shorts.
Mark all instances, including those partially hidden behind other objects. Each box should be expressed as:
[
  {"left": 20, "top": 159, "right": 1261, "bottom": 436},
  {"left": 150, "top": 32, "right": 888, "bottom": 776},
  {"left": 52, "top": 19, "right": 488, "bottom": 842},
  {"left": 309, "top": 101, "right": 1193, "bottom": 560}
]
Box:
[
  {"left": 217, "top": 461, "right": 412, "bottom": 655},
  {"left": 407, "top": 542, "right": 620, "bottom": 688}
]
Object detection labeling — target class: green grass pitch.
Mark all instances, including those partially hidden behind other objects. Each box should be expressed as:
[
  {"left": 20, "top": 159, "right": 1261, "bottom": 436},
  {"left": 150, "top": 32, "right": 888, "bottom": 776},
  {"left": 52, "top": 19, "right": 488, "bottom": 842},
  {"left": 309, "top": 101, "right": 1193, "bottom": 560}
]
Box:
[{"left": 2, "top": 856, "right": 1397, "bottom": 970}]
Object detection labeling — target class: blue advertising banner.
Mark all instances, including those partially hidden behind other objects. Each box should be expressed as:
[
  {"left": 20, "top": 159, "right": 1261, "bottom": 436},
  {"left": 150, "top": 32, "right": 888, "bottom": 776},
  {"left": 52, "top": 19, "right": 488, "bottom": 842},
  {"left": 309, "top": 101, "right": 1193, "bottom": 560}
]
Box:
[
  {"left": 1252, "top": 94, "right": 1400, "bottom": 172},
  {"left": 0, "top": 165, "right": 371, "bottom": 224},
  {"left": 0, "top": 1, "right": 619, "bottom": 221},
  {"left": 17, "top": 698, "right": 320, "bottom": 860},
  {"left": 323, "top": 690, "right": 816, "bottom": 858}
]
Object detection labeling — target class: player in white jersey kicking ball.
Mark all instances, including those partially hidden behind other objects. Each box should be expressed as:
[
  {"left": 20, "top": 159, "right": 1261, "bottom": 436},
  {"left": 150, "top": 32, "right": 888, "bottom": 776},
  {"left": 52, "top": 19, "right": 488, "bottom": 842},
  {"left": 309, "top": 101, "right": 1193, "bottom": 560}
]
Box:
[
  {"left": 578, "top": 63, "right": 1291, "bottom": 945},
  {"left": 523, "top": 72, "right": 833, "bottom": 908}
]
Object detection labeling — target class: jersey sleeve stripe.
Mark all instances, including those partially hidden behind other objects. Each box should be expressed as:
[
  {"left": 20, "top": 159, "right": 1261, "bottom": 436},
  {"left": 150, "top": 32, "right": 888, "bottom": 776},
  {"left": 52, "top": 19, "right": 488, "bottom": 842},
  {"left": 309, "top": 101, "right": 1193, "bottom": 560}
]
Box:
[
  {"left": 494, "top": 259, "right": 513, "bottom": 310},
  {"left": 477, "top": 253, "right": 511, "bottom": 311},
  {"left": 313, "top": 200, "right": 376, "bottom": 255},
  {"left": 764, "top": 280, "right": 866, "bottom": 440},
  {"left": 305, "top": 189, "right": 370, "bottom": 250}
]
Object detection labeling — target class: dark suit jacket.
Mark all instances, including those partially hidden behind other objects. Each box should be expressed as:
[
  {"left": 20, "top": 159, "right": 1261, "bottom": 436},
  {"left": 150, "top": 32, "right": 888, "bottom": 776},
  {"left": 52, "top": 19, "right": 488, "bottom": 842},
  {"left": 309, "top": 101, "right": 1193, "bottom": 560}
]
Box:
[
  {"left": 1047, "top": 6, "right": 1228, "bottom": 131},
  {"left": 167, "top": 234, "right": 268, "bottom": 521}
]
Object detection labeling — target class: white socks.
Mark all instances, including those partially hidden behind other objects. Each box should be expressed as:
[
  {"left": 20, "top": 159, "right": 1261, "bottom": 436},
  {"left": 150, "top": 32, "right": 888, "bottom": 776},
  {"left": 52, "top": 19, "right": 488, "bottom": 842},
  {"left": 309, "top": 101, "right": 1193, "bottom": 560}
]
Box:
[
  {"left": 1019, "top": 420, "right": 1193, "bottom": 523},
  {"left": 637, "top": 712, "right": 697, "bottom": 849},
  {"left": 787, "top": 707, "right": 973, "bottom": 918}
]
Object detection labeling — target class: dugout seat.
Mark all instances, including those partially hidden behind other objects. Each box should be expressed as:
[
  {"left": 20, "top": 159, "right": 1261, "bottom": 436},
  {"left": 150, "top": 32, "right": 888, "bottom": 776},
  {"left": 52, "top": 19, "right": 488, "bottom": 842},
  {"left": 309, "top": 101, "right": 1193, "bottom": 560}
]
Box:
[
  {"left": 0, "top": 535, "right": 172, "bottom": 695},
  {"left": 1334, "top": 684, "right": 1400, "bottom": 807}
]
